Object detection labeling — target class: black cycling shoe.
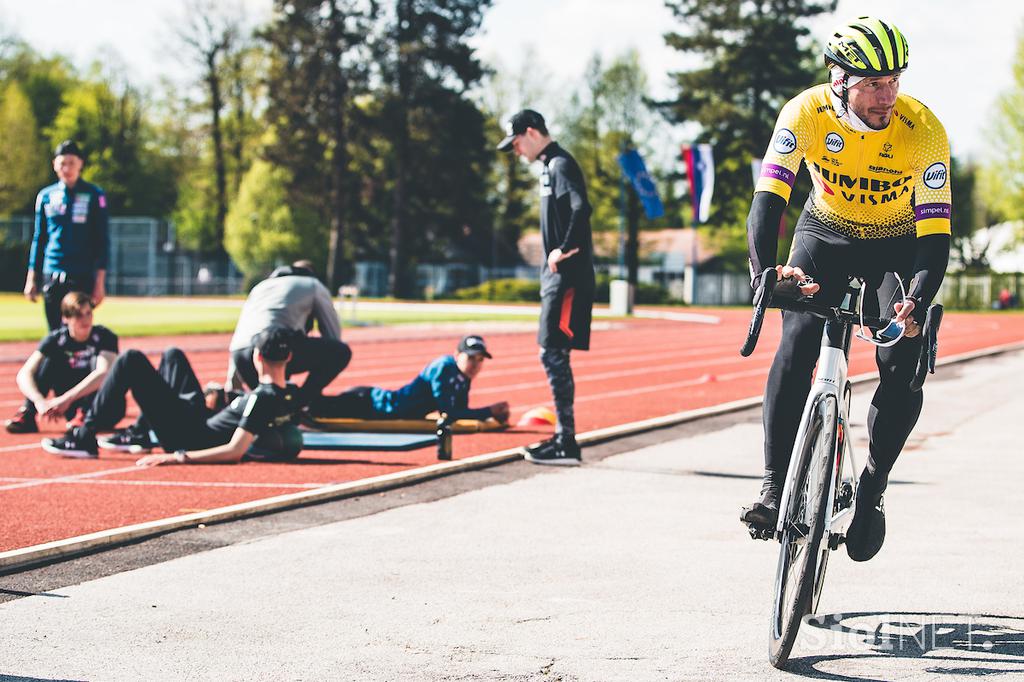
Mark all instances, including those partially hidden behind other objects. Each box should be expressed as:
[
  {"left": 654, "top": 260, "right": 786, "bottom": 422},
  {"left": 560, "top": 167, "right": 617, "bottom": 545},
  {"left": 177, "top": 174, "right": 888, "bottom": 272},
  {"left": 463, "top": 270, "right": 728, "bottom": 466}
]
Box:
[
  {"left": 741, "top": 501, "right": 779, "bottom": 528},
  {"left": 846, "top": 472, "right": 887, "bottom": 562},
  {"left": 741, "top": 472, "right": 781, "bottom": 535}
]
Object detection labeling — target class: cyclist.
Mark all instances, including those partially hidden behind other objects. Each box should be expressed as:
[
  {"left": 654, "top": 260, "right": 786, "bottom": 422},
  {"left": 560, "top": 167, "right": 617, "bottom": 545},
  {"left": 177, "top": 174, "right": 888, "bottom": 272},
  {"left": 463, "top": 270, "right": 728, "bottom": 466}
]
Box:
[{"left": 740, "top": 17, "right": 951, "bottom": 561}]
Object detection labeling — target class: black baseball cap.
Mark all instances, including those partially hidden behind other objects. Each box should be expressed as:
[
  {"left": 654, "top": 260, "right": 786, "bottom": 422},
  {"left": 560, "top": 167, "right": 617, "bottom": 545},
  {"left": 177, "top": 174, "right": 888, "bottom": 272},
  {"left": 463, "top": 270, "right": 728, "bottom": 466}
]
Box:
[
  {"left": 496, "top": 109, "right": 546, "bottom": 151},
  {"left": 458, "top": 334, "right": 492, "bottom": 358},
  {"left": 252, "top": 325, "right": 298, "bottom": 362},
  {"left": 54, "top": 140, "right": 84, "bottom": 160}
]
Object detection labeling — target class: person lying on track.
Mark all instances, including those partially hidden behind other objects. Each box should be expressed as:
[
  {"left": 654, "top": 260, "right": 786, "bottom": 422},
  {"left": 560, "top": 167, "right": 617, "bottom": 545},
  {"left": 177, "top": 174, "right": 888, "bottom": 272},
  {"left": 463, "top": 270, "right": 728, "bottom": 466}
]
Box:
[
  {"left": 41, "top": 326, "right": 303, "bottom": 465},
  {"left": 6, "top": 291, "right": 121, "bottom": 434},
  {"left": 312, "top": 335, "right": 510, "bottom": 424}
]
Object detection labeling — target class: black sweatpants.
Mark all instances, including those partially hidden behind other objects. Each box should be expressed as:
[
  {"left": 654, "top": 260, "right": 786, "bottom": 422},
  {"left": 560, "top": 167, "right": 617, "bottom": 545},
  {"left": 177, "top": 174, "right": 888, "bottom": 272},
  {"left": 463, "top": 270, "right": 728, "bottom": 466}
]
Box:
[
  {"left": 84, "top": 348, "right": 218, "bottom": 451},
  {"left": 763, "top": 218, "right": 923, "bottom": 485},
  {"left": 233, "top": 336, "right": 351, "bottom": 405}
]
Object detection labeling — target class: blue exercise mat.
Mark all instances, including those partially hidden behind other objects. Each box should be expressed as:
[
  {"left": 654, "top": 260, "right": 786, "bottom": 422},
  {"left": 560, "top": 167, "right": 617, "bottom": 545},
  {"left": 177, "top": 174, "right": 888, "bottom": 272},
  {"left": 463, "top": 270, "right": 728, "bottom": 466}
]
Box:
[{"left": 301, "top": 431, "right": 437, "bottom": 451}]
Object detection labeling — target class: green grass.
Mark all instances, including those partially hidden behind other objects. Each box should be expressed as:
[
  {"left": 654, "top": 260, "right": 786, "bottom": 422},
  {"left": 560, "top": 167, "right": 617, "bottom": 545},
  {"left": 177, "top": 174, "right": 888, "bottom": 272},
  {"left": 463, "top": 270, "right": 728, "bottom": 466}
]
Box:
[{"left": 0, "top": 294, "right": 538, "bottom": 342}]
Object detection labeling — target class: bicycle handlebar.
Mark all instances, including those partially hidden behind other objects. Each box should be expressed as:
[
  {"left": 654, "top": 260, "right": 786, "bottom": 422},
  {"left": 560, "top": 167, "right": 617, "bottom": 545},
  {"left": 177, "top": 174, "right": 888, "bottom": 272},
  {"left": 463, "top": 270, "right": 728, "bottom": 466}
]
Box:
[{"left": 741, "top": 267, "right": 944, "bottom": 391}]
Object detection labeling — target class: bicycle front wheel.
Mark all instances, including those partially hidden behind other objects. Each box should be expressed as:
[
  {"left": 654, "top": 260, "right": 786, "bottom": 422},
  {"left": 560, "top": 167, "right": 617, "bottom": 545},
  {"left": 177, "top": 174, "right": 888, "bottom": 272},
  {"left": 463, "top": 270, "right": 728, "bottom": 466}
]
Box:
[{"left": 768, "top": 394, "right": 838, "bottom": 669}]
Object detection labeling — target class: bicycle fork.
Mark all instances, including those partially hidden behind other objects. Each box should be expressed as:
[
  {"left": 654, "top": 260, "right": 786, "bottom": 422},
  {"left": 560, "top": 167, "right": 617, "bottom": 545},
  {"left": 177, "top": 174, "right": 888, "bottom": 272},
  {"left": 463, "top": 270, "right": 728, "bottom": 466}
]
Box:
[{"left": 774, "top": 345, "right": 858, "bottom": 544}]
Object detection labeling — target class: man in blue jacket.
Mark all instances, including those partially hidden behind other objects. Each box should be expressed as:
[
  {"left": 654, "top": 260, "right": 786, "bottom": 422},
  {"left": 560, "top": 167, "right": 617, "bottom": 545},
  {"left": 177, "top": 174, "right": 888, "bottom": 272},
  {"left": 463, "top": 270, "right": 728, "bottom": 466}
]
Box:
[
  {"left": 314, "top": 335, "right": 510, "bottom": 423},
  {"left": 24, "top": 140, "right": 110, "bottom": 330}
]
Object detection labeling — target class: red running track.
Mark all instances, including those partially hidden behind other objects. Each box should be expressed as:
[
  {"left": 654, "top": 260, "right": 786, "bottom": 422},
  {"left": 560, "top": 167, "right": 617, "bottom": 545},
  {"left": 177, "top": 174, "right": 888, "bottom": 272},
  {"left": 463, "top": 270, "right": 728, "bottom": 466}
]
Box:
[{"left": 0, "top": 309, "right": 1021, "bottom": 552}]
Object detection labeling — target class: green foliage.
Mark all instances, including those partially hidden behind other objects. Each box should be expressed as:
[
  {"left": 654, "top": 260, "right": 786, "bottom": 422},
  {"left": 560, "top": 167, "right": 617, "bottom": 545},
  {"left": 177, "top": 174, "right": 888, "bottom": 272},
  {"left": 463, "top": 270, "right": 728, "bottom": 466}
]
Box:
[
  {"left": 0, "top": 41, "right": 77, "bottom": 141},
  {"left": 662, "top": 0, "right": 836, "bottom": 267},
  {"left": 48, "top": 75, "right": 179, "bottom": 216},
  {"left": 224, "top": 160, "right": 324, "bottom": 278},
  {"left": 981, "top": 23, "right": 1024, "bottom": 226},
  {"left": 0, "top": 82, "right": 47, "bottom": 215},
  {"left": 452, "top": 278, "right": 539, "bottom": 301},
  {"left": 950, "top": 156, "right": 991, "bottom": 272}
]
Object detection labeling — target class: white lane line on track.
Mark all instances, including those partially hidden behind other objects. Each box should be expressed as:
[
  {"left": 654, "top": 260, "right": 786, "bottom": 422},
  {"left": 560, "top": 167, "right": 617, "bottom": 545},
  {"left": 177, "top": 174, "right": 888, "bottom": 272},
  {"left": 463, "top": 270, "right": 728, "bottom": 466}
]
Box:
[
  {"left": 0, "top": 465, "right": 144, "bottom": 492},
  {"left": 0, "top": 443, "right": 40, "bottom": 453},
  {"left": 0, "top": 477, "right": 321, "bottom": 490}
]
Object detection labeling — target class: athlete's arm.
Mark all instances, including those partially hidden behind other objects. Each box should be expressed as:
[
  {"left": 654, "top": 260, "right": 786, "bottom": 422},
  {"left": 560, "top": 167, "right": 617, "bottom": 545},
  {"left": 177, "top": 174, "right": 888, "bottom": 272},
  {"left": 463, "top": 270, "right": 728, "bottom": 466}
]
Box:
[
  {"left": 136, "top": 428, "right": 255, "bottom": 466},
  {"left": 554, "top": 158, "right": 591, "bottom": 255},
  {"left": 746, "top": 192, "right": 787, "bottom": 287},
  {"left": 46, "top": 349, "right": 118, "bottom": 416}
]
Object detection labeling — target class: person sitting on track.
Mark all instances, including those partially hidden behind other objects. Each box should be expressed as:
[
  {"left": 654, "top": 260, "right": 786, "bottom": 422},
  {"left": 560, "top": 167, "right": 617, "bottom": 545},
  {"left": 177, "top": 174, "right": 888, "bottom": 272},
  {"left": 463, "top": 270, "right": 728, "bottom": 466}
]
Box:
[
  {"left": 5, "top": 291, "right": 121, "bottom": 434},
  {"left": 740, "top": 17, "right": 951, "bottom": 562},
  {"left": 312, "top": 335, "right": 510, "bottom": 424},
  {"left": 41, "top": 326, "right": 304, "bottom": 464},
  {"left": 227, "top": 259, "right": 351, "bottom": 408}
]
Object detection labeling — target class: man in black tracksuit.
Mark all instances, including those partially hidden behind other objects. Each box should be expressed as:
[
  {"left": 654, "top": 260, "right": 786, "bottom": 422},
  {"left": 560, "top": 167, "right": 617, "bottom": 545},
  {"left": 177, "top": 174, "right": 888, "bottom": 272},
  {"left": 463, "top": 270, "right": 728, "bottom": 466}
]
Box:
[{"left": 497, "top": 109, "right": 595, "bottom": 466}]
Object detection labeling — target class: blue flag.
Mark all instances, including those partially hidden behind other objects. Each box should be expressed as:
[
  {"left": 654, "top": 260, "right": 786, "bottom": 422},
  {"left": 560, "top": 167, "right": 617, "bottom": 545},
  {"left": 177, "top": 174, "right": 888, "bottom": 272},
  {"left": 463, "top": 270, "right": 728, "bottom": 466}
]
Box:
[{"left": 618, "top": 149, "right": 664, "bottom": 219}]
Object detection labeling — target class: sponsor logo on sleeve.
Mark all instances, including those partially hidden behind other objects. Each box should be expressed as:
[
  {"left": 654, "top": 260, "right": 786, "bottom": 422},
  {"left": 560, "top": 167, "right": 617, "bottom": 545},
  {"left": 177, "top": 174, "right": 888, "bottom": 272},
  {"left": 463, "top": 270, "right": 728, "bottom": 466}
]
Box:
[
  {"left": 824, "top": 132, "right": 844, "bottom": 153},
  {"left": 772, "top": 128, "right": 797, "bottom": 155},
  {"left": 923, "top": 162, "right": 947, "bottom": 189}
]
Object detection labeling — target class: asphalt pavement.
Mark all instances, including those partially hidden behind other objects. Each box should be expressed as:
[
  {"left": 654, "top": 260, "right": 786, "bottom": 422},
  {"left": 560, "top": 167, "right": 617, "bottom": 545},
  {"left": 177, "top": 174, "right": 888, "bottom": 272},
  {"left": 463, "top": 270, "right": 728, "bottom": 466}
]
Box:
[{"left": 1, "top": 350, "right": 1022, "bottom": 681}]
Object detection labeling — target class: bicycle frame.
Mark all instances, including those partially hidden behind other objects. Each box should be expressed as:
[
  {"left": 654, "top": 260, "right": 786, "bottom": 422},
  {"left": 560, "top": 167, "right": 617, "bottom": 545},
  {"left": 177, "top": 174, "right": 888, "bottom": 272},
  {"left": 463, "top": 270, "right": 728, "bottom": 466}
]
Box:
[{"left": 774, "top": 287, "right": 862, "bottom": 547}]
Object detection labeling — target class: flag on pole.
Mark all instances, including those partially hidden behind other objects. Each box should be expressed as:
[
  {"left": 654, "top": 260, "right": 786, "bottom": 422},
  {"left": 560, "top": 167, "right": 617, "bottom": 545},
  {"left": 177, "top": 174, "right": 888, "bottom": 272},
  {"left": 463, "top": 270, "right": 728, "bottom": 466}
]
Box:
[
  {"left": 617, "top": 149, "right": 664, "bottom": 219},
  {"left": 682, "top": 144, "right": 715, "bottom": 224}
]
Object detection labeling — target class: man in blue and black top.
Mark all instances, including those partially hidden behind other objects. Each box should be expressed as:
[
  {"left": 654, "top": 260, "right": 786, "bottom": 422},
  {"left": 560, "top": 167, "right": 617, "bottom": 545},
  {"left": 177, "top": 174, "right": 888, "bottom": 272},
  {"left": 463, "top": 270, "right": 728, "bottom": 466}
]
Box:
[
  {"left": 498, "top": 110, "right": 595, "bottom": 466},
  {"left": 313, "top": 335, "right": 510, "bottom": 424},
  {"left": 24, "top": 140, "right": 110, "bottom": 330}
]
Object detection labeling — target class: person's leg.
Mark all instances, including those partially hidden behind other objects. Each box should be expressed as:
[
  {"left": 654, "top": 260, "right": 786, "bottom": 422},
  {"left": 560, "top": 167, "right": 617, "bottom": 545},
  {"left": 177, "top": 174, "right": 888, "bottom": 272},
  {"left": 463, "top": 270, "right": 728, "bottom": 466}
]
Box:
[
  {"left": 539, "top": 346, "right": 575, "bottom": 438},
  {"left": 41, "top": 279, "right": 69, "bottom": 331},
  {"left": 309, "top": 387, "right": 376, "bottom": 418},
  {"left": 286, "top": 337, "right": 353, "bottom": 405},
  {"left": 231, "top": 346, "right": 259, "bottom": 391}
]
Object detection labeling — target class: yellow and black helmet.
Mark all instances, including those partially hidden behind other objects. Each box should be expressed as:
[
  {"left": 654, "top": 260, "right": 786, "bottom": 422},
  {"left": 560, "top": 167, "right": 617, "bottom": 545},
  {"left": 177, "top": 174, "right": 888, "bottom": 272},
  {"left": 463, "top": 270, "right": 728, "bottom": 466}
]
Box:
[{"left": 824, "top": 17, "right": 909, "bottom": 76}]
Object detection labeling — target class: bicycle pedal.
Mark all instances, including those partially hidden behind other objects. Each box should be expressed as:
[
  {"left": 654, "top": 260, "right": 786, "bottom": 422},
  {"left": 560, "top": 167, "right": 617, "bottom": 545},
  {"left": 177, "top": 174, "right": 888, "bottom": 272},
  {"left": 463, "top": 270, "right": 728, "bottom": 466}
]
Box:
[{"left": 828, "top": 533, "right": 846, "bottom": 550}]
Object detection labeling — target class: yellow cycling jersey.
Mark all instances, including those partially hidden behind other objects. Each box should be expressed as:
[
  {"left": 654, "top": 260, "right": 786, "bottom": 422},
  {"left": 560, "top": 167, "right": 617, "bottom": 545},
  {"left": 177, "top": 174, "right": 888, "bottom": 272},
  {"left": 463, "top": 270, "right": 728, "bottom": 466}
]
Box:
[{"left": 755, "top": 84, "right": 951, "bottom": 239}]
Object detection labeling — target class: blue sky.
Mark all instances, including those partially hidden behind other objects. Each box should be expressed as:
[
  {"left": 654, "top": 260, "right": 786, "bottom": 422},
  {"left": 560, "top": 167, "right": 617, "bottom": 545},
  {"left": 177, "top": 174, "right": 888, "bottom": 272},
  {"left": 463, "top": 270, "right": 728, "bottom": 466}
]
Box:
[{"left": 2, "top": 0, "right": 1021, "bottom": 159}]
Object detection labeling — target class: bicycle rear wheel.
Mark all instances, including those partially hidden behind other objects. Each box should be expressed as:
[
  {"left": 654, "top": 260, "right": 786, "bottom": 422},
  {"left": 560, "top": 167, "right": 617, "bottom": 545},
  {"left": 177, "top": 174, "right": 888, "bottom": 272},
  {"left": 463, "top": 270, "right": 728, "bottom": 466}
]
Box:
[{"left": 768, "top": 395, "right": 838, "bottom": 669}]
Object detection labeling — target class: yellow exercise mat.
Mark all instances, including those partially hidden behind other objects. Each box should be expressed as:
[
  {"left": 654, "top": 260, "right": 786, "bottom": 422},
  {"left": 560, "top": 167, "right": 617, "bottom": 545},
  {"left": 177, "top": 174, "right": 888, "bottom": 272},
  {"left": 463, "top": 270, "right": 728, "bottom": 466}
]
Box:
[{"left": 310, "top": 416, "right": 507, "bottom": 434}]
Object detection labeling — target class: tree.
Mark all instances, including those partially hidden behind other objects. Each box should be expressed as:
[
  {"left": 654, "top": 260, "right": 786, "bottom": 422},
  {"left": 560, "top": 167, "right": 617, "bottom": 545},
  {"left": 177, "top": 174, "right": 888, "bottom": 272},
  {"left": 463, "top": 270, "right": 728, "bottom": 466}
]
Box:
[
  {"left": 661, "top": 0, "right": 836, "bottom": 269},
  {"left": 260, "top": 0, "right": 376, "bottom": 290},
  {"left": 48, "top": 70, "right": 178, "bottom": 216},
  {"left": 981, "top": 22, "right": 1024, "bottom": 228},
  {"left": 224, "top": 159, "right": 322, "bottom": 278},
  {"left": 0, "top": 82, "right": 47, "bottom": 215},
  {"left": 373, "top": 0, "right": 494, "bottom": 297},
  {"left": 177, "top": 1, "right": 246, "bottom": 255},
  {"left": 950, "top": 156, "right": 991, "bottom": 272}
]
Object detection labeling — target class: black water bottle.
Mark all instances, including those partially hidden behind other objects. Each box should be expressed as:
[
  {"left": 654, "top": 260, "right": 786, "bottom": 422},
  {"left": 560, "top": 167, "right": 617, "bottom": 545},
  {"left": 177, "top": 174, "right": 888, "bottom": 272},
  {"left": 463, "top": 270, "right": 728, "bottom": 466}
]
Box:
[{"left": 436, "top": 415, "right": 453, "bottom": 460}]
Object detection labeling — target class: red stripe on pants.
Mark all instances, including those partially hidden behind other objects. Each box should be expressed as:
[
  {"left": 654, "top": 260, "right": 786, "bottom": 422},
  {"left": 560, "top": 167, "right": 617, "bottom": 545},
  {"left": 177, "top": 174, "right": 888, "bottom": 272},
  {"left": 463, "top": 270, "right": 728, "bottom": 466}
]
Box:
[{"left": 559, "top": 288, "right": 575, "bottom": 340}]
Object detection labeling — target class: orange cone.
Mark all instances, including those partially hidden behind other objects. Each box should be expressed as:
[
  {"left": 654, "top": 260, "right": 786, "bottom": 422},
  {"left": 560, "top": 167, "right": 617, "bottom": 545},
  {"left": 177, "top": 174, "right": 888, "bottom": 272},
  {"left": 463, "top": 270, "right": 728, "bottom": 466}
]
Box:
[{"left": 517, "top": 406, "right": 557, "bottom": 427}]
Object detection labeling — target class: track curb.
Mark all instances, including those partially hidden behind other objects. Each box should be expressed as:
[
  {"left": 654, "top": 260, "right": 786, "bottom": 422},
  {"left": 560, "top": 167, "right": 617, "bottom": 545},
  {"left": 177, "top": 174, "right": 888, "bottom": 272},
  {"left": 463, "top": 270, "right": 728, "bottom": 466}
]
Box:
[{"left": 2, "top": 340, "right": 1021, "bottom": 574}]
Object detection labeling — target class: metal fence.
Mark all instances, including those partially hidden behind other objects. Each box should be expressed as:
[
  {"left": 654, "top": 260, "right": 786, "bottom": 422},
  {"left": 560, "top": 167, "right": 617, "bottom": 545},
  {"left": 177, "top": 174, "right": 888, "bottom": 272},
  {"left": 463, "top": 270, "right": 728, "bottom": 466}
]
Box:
[{"left": 1, "top": 217, "right": 243, "bottom": 296}]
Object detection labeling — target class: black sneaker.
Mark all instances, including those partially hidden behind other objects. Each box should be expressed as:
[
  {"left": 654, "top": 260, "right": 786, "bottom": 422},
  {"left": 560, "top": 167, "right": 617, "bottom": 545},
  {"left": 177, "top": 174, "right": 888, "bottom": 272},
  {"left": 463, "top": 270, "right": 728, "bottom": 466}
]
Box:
[
  {"left": 523, "top": 435, "right": 581, "bottom": 466},
  {"left": 41, "top": 430, "right": 99, "bottom": 459},
  {"left": 98, "top": 426, "right": 156, "bottom": 453},
  {"left": 5, "top": 407, "right": 38, "bottom": 434},
  {"left": 847, "top": 474, "right": 887, "bottom": 562}
]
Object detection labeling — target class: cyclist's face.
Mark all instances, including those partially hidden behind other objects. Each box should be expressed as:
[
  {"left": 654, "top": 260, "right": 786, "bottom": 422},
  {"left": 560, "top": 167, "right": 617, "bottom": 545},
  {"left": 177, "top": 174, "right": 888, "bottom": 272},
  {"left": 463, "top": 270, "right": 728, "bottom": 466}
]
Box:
[{"left": 848, "top": 74, "right": 900, "bottom": 130}]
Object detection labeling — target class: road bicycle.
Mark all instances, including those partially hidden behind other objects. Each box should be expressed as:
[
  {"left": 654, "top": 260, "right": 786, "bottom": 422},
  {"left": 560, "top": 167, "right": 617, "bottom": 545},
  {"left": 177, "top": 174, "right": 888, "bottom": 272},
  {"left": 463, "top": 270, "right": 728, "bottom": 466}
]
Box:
[{"left": 740, "top": 267, "right": 942, "bottom": 668}]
